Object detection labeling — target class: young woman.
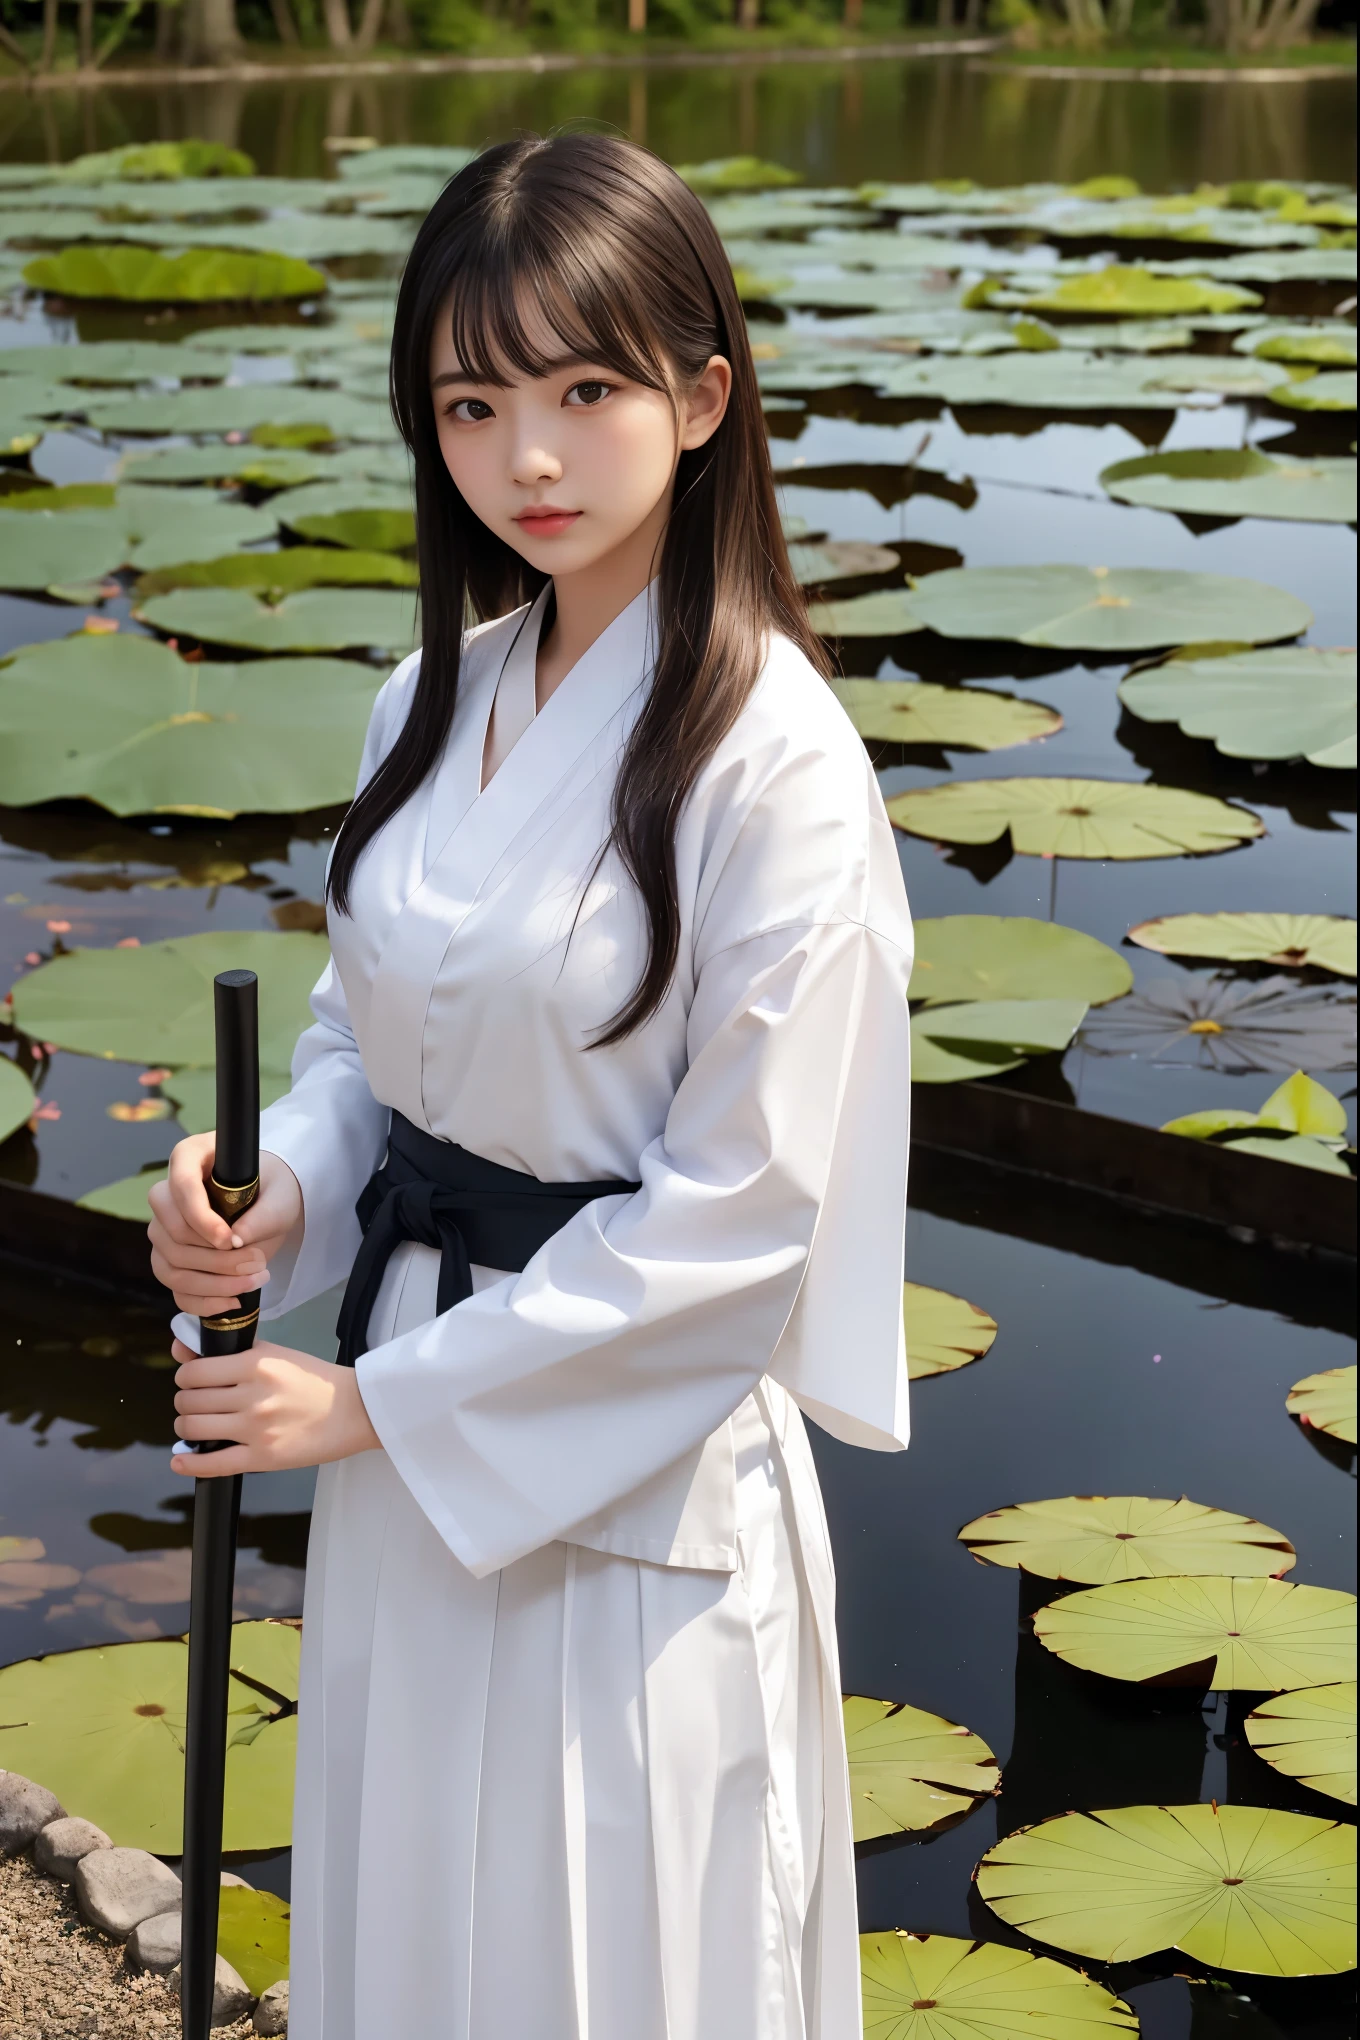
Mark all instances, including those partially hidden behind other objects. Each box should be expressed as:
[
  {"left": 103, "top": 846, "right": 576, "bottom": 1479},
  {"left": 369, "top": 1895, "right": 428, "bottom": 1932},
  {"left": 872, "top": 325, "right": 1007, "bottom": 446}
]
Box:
[{"left": 149, "top": 133, "right": 913, "bottom": 2040}]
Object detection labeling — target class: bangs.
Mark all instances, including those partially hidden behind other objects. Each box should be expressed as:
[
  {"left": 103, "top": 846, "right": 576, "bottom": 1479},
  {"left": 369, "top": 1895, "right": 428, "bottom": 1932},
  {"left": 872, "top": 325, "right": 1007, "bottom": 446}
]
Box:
[{"left": 438, "top": 234, "right": 675, "bottom": 397}]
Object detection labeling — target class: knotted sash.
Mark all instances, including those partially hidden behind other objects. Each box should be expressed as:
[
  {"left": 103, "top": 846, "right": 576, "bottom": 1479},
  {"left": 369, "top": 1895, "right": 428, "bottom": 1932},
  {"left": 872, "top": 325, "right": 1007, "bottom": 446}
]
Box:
[{"left": 335, "top": 1111, "right": 641, "bottom": 1368}]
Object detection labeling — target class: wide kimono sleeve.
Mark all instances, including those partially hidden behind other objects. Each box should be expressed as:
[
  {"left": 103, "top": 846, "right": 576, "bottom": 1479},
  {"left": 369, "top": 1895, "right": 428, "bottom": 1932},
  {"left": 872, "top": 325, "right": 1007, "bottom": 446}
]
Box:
[
  {"left": 252, "top": 664, "right": 414, "bottom": 1318},
  {"left": 355, "top": 700, "right": 914, "bottom": 1579}
]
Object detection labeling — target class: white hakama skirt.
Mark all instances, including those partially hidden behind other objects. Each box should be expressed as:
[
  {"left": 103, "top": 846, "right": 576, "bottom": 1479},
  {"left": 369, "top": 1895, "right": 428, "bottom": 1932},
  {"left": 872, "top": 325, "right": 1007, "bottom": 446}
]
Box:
[{"left": 286, "top": 1243, "right": 859, "bottom": 2040}]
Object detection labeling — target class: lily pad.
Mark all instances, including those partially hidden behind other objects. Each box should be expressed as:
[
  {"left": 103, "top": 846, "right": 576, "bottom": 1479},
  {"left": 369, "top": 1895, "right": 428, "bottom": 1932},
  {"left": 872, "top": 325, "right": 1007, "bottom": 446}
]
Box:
[
  {"left": 908, "top": 916, "right": 1132, "bottom": 1007},
  {"left": 166, "top": 1066, "right": 292, "bottom": 1137},
  {"left": 912, "top": 998, "right": 1088, "bottom": 1085},
  {"left": 1245, "top": 1683, "right": 1356, "bottom": 1806},
  {"left": 1033, "top": 1576, "right": 1356, "bottom": 1691},
  {"left": 861, "top": 1932, "right": 1138, "bottom": 2039},
  {"left": 289, "top": 507, "right": 415, "bottom": 552},
  {"left": 1161, "top": 1070, "right": 1353, "bottom": 1175},
  {"left": 788, "top": 540, "right": 899, "bottom": 586},
  {"left": 1238, "top": 324, "right": 1358, "bottom": 367},
  {"left": 57, "top": 140, "right": 255, "bottom": 183},
  {"left": 1287, "top": 1365, "right": 1358, "bottom": 1447},
  {"left": 0, "top": 1624, "right": 297, "bottom": 1852},
  {"left": 906, "top": 566, "right": 1312, "bottom": 652},
  {"left": 216, "top": 1886, "right": 290, "bottom": 1997},
  {"left": 117, "top": 445, "right": 327, "bottom": 488},
  {"left": 1270, "top": 371, "right": 1357, "bottom": 412},
  {"left": 1120, "top": 648, "right": 1356, "bottom": 768},
  {"left": 0, "top": 340, "right": 236, "bottom": 385},
  {"left": 872, "top": 351, "right": 1221, "bottom": 410},
  {"left": 10, "top": 929, "right": 329, "bottom": 1073},
  {"left": 1100, "top": 449, "right": 1357, "bottom": 526},
  {"left": 843, "top": 1695, "right": 999, "bottom": 1841},
  {"left": 807, "top": 590, "right": 925, "bottom": 638},
  {"left": 0, "top": 509, "right": 126, "bottom": 593},
  {"left": 0, "top": 1057, "right": 37, "bottom": 1144},
  {"left": 977, "top": 1803, "right": 1356, "bottom": 1974},
  {"left": 267, "top": 480, "right": 414, "bottom": 529},
  {"left": 903, "top": 1281, "right": 997, "bottom": 1380},
  {"left": 137, "top": 585, "right": 416, "bottom": 654},
  {"left": 1127, "top": 912, "right": 1357, "bottom": 978},
  {"left": 1079, "top": 977, "right": 1356, "bottom": 1074},
  {"left": 0, "top": 490, "right": 279, "bottom": 592},
  {"left": 85, "top": 385, "right": 393, "bottom": 443},
  {"left": 678, "top": 156, "right": 801, "bottom": 193},
  {"left": 0, "top": 634, "right": 382, "bottom": 816},
  {"left": 831, "top": 679, "right": 1061, "bottom": 751},
  {"left": 1017, "top": 267, "right": 1261, "bottom": 316},
  {"left": 76, "top": 1167, "right": 169, "bottom": 1221},
  {"left": 22, "top": 245, "right": 325, "bottom": 304},
  {"left": 136, "top": 548, "right": 417, "bottom": 599},
  {"left": 957, "top": 1496, "right": 1296, "bottom": 1584},
  {"left": 886, "top": 778, "right": 1264, "bottom": 860}
]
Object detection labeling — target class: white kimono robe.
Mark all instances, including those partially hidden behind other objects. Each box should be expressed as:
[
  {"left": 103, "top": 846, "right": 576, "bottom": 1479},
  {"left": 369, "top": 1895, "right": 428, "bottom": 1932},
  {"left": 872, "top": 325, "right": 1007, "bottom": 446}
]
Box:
[{"left": 244, "top": 583, "right": 913, "bottom": 2040}]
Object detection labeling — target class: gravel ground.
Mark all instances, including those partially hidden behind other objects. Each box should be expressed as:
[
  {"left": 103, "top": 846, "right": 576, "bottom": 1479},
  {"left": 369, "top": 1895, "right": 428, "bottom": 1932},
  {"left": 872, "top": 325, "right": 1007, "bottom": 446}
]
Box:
[{"left": 0, "top": 1855, "right": 254, "bottom": 2040}]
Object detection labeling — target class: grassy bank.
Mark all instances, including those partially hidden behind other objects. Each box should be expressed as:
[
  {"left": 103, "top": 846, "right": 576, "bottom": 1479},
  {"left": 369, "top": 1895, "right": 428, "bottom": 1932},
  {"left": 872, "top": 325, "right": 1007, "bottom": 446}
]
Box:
[{"left": 987, "top": 35, "right": 1356, "bottom": 69}]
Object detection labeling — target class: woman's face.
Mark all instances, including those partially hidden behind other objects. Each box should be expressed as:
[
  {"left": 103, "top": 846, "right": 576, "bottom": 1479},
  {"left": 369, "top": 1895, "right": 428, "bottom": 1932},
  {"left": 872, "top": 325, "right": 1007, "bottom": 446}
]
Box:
[{"left": 429, "top": 298, "right": 730, "bottom": 582}]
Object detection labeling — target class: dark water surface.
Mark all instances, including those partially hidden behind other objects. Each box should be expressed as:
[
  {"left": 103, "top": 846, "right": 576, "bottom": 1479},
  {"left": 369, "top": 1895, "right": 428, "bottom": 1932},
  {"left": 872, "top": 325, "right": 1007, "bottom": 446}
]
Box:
[{"left": 0, "top": 54, "right": 1356, "bottom": 2035}]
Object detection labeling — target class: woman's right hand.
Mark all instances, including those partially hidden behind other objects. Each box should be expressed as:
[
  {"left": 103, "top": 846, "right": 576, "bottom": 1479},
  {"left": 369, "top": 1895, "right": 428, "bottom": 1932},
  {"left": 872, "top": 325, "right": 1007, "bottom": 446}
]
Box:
[{"left": 148, "top": 1137, "right": 304, "bottom": 1318}]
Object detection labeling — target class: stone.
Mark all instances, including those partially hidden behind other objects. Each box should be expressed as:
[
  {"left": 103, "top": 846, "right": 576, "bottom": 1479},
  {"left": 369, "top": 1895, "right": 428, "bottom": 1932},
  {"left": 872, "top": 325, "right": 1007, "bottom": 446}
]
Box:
[
  {"left": 126, "top": 1906, "right": 182, "bottom": 1974},
  {"left": 168, "top": 1954, "right": 256, "bottom": 2028},
  {"left": 253, "top": 1979, "right": 289, "bottom": 2034},
  {"left": 74, "top": 1845, "right": 182, "bottom": 1939},
  {"left": 33, "top": 1815, "right": 112, "bottom": 1882},
  {"left": 0, "top": 1771, "right": 64, "bottom": 1856}
]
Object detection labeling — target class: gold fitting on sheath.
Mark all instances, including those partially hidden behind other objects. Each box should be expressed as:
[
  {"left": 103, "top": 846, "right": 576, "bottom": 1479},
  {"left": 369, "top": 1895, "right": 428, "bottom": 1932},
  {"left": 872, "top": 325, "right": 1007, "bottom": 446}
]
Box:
[
  {"left": 209, "top": 1174, "right": 260, "bottom": 1222},
  {"left": 200, "top": 1306, "right": 261, "bottom": 1334}
]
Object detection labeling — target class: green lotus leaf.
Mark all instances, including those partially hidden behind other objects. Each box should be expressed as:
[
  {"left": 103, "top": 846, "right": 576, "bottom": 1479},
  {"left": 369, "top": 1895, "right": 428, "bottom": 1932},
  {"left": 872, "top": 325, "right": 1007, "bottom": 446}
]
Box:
[
  {"left": 167, "top": 1066, "right": 291, "bottom": 1136},
  {"left": 678, "top": 156, "right": 801, "bottom": 193},
  {"left": 1017, "top": 267, "right": 1261, "bottom": 316},
  {"left": 290, "top": 507, "right": 416, "bottom": 552},
  {"left": 1, "top": 483, "right": 119, "bottom": 511},
  {"left": 1071, "top": 175, "right": 1143, "bottom": 200},
  {"left": 1246, "top": 1683, "right": 1356, "bottom": 1807},
  {"left": 1270, "top": 371, "right": 1357, "bottom": 412},
  {"left": 0, "top": 341, "right": 237, "bottom": 385},
  {"left": 872, "top": 352, "right": 1226, "bottom": 409},
  {"left": 1238, "top": 324, "right": 1357, "bottom": 367},
  {"left": 76, "top": 1167, "right": 168, "bottom": 1221},
  {"left": 0, "top": 509, "right": 131, "bottom": 592},
  {"left": 1127, "top": 912, "right": 1357, "bottom": 978},
  {"left": 788, "top": 540, "right": 899, "bottom": 586},
  {"left": 1142, "top": 355, "right": 1296, "bottom": 397},
  {"left": 909, "top": 1032, "right": 1028, "bottom": 1086},
  {"left": 1100, "top": 449, "right": 1357, "bottom": 525},
  {"left": 909, "top": 915, "right": 1132, "bottom": 1007},
  {"left": 22, "top": 245, "right": 325, "bottom": 304},
  {"left": 0, "top": 634, "right": 382, "bottom": 816},
  {"left": 1287, "top": 1365, "right": 1358, "bottom": 1448},
  {"left": 807, "top": 590, "right": 925, "bottom": 638},
  {"left": 252, "top": 421, "right": 337, "bottom": 448},
  {"left": 843, "top": 1695, "right": 998, "bottom": 1841},
  {"left": 911, "top": 998, "right": 1087, "bottom": 1084},
  {"left": 85, "top": 384, "right": 393, "bottom": 443},
  {"left": 1034, "top": 1576, "right": 1356, "bottom": 1691},
  {"left": 831, "top": 680, "right": 1060, "bottom": 751},
  {"left": 975, "top": 1803, "right": 1356, "bottom": 1974},
  {"left": 958, "top": 1495, "right": 1296, "bottom": 1583},
  {"left": 708, "top": 194, "right": 868, "bottom": 236},
  {"left": 215, "top": 1887, "right": 290, "bottom": 1997},
  {"left": 887, "top": 778, "right": 1264, "bottom": 860},
  {"left": 136, "top": 548, "right": 417, "bottom": 599},
  {"left": 335, "top": 142, "right": 477, "bottom": 183},
  {"left": 903, "top": 1281, "right": 997, "bottom": 1380},
  {"left": 137, "top": 585, "right": 416, "bottom": 654},
  {"left": 0, "top": 1056, "right": 37, "bottom": 1144},
  {"left": 1078, "top": 977, "right": 1357, "bottom": 1074},
  {"left": 57, "top": 140, "right": 255, "bottom": 183},
  {"left": 10, "top": 929, "right": 329, "bottom": 1073},
  {"left": 1162, "top": 1069, "right": 1349, "bottom": 1143},
  {"left": 905, "top": 565, "right": 1311, "bottom": 651},
  {"left": 269, "top": 479, "right": 414, "bottom": 528},
  {"left": 0, "top": 1624, "right": 296, "bottom": 1852},
  {"left": 861, "top": 1931, "right": 1138, "bottom": 2039},
  {"left": 117, "top": 445, "right": 325, "bottom": 488},
  {"left": 1160, "top": 248, "right": 1357, "bottom": 282},
  {"left": 1216, "top": 1133, "right": 1355, "bottom": 1174}
]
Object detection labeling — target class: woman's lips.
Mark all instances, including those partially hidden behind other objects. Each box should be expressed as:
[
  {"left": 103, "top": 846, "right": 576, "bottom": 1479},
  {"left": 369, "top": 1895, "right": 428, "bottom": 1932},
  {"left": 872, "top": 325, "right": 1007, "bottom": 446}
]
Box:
[{"left": 515, "top": 510, "right": 581, "bottom": 537}]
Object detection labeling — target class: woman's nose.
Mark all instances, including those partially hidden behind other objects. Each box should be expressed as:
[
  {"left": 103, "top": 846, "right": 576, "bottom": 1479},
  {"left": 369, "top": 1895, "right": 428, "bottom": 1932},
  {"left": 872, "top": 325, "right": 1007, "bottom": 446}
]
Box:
[{"left": 510, "top": 438, "right": 563, "bottom": 486}]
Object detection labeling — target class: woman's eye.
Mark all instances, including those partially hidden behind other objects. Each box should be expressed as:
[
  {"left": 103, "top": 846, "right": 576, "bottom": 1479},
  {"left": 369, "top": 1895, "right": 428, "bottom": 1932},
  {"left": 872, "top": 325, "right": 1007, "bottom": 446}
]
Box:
[
  {"left": 566, "top": 381, "right": 611, "bottom": 408},
  {"left": 451, "top": 398, "right": 494, "bottom": 423}
]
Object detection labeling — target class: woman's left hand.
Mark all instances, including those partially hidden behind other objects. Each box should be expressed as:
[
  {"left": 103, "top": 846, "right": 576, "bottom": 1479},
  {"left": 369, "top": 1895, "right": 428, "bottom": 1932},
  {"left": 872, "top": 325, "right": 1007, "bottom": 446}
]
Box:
[{"left": 170, "top": 1338, "right": 381, "bottom": 1478}]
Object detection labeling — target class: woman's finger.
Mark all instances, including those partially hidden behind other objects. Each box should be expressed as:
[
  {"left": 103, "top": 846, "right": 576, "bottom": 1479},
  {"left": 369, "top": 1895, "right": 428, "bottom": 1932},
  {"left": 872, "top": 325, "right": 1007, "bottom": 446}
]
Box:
[
  {"left": 166, "top": 1141, "right": 234, "bottom": 1249},
  {"left": 174, "top": 1413, "right": 247, "bottom": 1443},
  {"left": 154, "top": 1271, "right": 243, "bottom": 1316},
  {"left": 146, "top": 1225, "right": 268, "bottom": 1281},
  {"left": 171, "top": 1443, "right": 253, "bottom": 1479}
]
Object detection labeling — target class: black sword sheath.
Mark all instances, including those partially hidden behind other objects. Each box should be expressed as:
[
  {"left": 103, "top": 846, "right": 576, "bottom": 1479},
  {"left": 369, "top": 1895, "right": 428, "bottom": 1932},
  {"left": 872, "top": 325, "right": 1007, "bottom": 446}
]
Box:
[{"left": 180, "top": 969, "right": 260, "bottom": 2040}]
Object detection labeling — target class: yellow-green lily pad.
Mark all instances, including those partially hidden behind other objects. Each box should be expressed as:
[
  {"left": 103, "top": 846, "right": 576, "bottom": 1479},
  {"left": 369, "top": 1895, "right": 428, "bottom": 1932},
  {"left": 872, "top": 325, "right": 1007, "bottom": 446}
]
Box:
[
  {"left": 861, "top": 1932, "right": 1138, "bottom": 2038},
  {"left": 1245, "top": 1683, "right": 1356, "bottom": 1806},
  {"left": 1033, "top": 1575, "right": 1356, "bottom": 1691},
  {"left": 958, "top": 1495, "right": 1296, "bottom": 1584},
  {"left": 843, "top": 1695, "right": 999, "bottom": 1841},
  {"left": 887, "top": 778, "right": 1263, "bottom": 859},
  {"left": 1287, "top": 1365, "right": 1358, "bottom": 1447}
]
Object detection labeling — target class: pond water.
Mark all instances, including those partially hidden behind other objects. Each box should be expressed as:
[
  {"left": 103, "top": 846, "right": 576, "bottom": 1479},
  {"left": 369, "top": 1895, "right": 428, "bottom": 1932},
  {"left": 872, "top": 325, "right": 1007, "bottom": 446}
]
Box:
[{"left": 0, "top": 57, "right": 1356, "bottom": 2035}]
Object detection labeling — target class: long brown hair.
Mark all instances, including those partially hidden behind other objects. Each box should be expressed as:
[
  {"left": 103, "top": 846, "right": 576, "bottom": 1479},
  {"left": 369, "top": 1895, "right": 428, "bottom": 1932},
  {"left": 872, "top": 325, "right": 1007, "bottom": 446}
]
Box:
[{"left": 326, "top": 131, "right": 829, "bottom": 1043}]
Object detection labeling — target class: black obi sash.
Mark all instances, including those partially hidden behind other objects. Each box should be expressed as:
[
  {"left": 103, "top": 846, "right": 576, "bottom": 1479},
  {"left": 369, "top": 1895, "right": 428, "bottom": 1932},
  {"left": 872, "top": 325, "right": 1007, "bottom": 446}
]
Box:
[{"left": 334, "top": 1111, "right": 641, "bottom": 1368}]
